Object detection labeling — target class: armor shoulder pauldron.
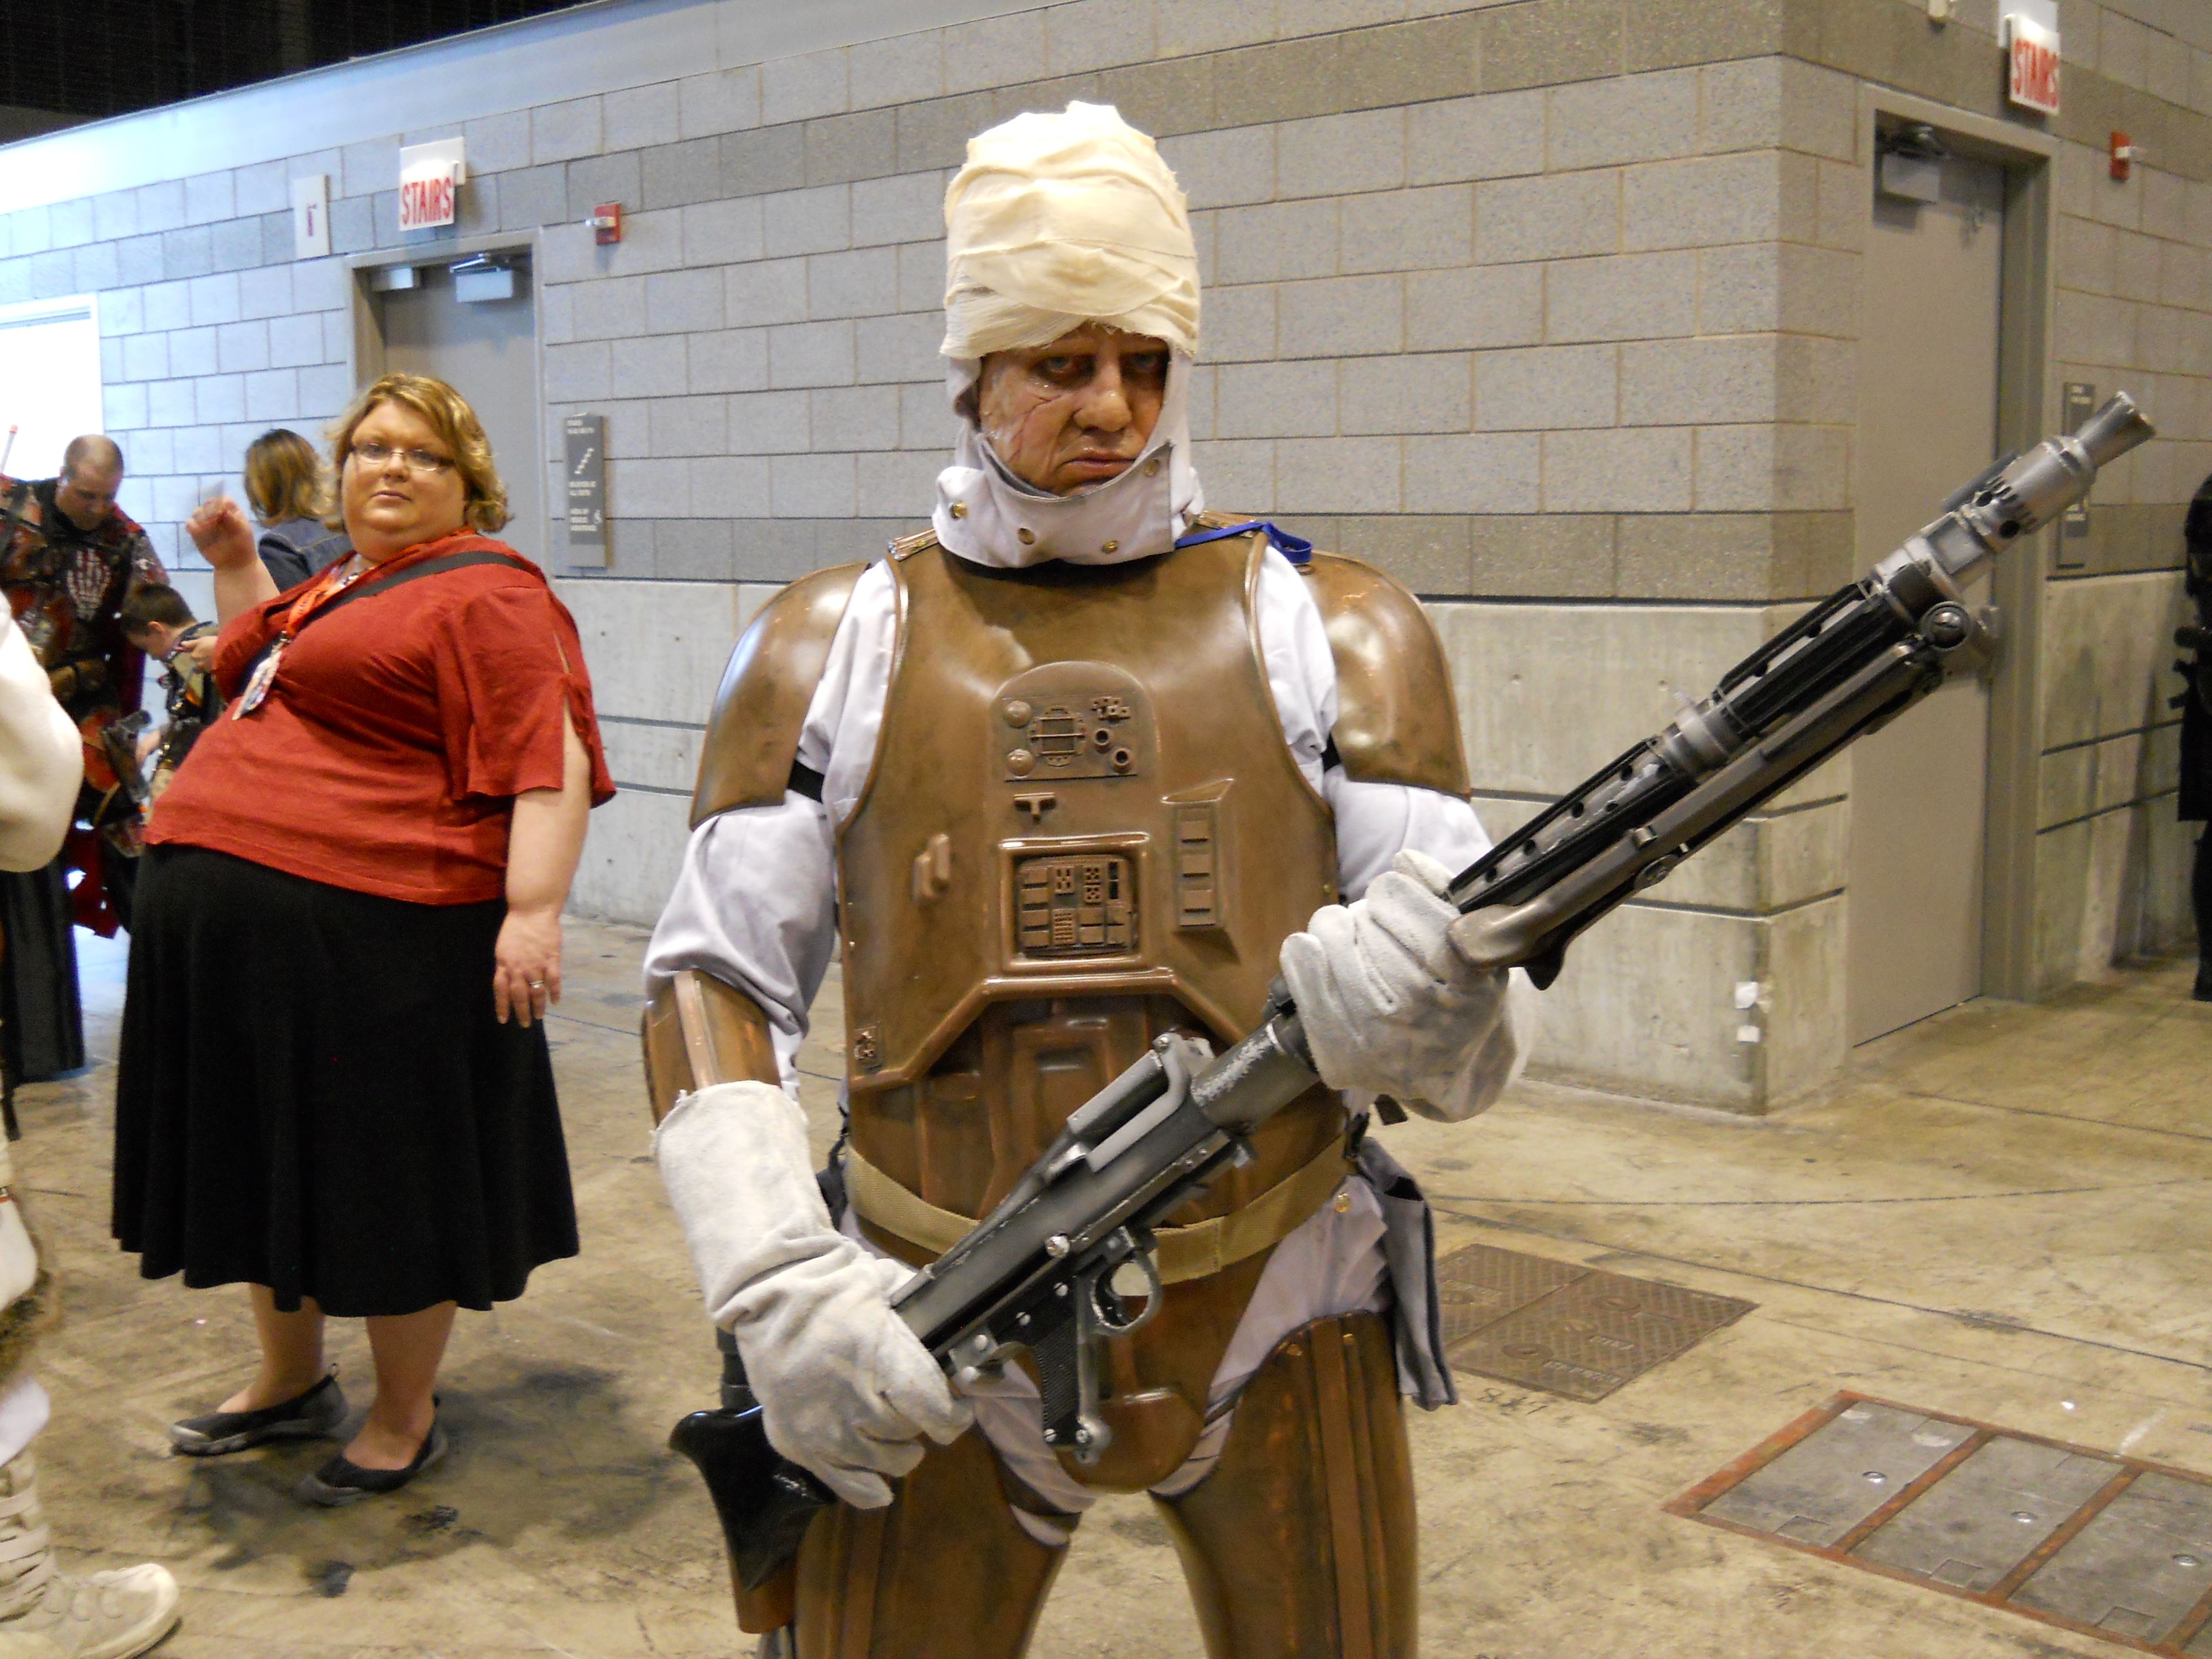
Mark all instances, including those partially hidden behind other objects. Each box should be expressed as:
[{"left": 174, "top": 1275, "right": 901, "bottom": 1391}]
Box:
[
  {"left": 1302, "top": 550, "right": 1470, "bottom": 798},
  {"left": 689, "top": 562, "right": 868, "bottom": 826}
]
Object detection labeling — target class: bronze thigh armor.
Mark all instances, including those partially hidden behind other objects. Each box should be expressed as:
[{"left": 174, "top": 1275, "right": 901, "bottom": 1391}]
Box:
[
  {"left": 1157, "top": 1312, "right": 1418, "bottom": 1659},
  {"left": 794, "top": 1428, "right": 1068, "bottom": 1659},
  {"left": 790, "top": 1312, "right": 1417, "bottom": 1659}
]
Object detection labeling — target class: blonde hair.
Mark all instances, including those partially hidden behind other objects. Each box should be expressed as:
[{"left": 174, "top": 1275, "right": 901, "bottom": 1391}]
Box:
[
  {"left": 326, "top": 372, "right": 509, "bottom": 535},
  {"left": 242, "top": 429, "right": 328, "bottom": 527}
]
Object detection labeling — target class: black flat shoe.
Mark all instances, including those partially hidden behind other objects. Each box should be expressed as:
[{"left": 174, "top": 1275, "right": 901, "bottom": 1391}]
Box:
[
  {"left": 171, "top": 1372, "right": 347, "bottom": 1457},
  {"left": 296, "top": 1421, "right": 448, "bottom": 1507}
]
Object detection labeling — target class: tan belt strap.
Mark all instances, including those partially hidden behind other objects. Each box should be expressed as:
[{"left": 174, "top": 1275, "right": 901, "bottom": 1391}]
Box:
[{"left": 844, "top": 1141, "right": 1350, "bottom": 1285}]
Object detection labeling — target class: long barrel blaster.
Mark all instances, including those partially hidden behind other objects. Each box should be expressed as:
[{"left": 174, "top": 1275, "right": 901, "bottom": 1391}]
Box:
[{"left": 676, "top": 392, "right": 2156, "bottom": 1608}]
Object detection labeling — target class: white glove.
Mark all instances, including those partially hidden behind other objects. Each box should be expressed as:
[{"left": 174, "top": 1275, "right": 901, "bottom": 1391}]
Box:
[
  {"left": 1280, "top": 849, "right": 1533, "bottom": 1122},
  {"left": 655, "top": 1081, "right": 972, "bottom": 1507}
]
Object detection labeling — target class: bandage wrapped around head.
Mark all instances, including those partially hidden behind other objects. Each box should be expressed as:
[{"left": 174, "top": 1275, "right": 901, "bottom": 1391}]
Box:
[
  {"left": 934, "top": 103, "right": 1206, "bottom": 568},
  {"left": 941, "top": 102, "right": 1199, "bottom": 361}
]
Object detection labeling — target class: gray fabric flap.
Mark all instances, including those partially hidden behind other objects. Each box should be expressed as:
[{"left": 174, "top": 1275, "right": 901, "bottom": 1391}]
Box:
[{"left": 1355, "top": 1132, "right": 1456, "bottom": 1410}]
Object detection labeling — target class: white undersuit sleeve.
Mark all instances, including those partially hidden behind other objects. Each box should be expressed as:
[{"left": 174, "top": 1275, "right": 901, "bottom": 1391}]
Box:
[
  {"left": 641, "top": 562, "right": 901, "bottom": 1097},
  {"left": 643, "top": 800, "right": 839, "bottom": 1096},
  {"left": 1255, "top": 544, "right": 1537, "bottom": 1114},
  {"left": 1250, "top": 546, "right": 1495, "bottom": 900}
]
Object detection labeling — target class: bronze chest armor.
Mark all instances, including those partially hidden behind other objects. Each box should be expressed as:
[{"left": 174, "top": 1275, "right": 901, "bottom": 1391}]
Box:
[
  {"left": 836, "top": 535, "right": 1346, "bottom": 1488},
  {"left": 661, "top": 519, "right": 1472, "bottom": 1493}
]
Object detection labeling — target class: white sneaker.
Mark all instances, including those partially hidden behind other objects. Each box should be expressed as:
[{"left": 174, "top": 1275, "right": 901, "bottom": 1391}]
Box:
[
  {"left": 0, "top": 1454, "right": 178, "bottom": 1659},
  {"left": 0, "top": 1564, "right": 181, "bottom": 1659}
]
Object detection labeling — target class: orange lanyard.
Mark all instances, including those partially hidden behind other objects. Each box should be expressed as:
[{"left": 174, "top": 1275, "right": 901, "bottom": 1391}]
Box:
[
  {"left": 277, "top": 555, "right": 368, "bottom": 633},
  {"left": 230, "top": 556, "right": 364, "bottom": 719}
]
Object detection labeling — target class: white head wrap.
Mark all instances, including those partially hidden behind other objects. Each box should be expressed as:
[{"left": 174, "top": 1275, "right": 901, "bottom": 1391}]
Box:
[
  {"left": 941, "top": 101, "right": 1199, "bottom": 360},
  {"left": 933, "top": 103, "right": 1205, "bottom": 570}
]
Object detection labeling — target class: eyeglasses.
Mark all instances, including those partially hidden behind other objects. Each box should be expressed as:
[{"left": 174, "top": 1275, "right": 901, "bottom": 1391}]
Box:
[{"left": 349, "top": 441, "right": 456, "bottom": 475}]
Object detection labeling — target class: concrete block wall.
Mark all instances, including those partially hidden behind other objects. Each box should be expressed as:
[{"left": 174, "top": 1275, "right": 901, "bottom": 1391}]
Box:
[
  {"left": 1, "top": 0, "right": 2207, "bottom": 1114},
  {"left": 510, "top": 14, "right": 1876, "bottom": 1109},
  {"left": 1439, "top": 600, "right": 1851, "bottom": 1110},
  {"left": 2031, "top": 0, "right": 2212, "bottom": 987}
]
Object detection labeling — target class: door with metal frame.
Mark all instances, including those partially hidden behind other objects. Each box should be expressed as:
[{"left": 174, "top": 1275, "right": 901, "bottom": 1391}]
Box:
[
  {"left": 371, "top": 254, "right": 542, "bottom": 564},
  {"left": 1846, "top": 145, "right": 2007, "bottom": 1044}
]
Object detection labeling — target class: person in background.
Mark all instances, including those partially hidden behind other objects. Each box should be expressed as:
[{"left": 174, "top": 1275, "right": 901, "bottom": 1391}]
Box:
[
  {"left": 2182, "top": 474, "right": 2212, "bottom": 1001},
  {"left": 111, "top": 373, "right": 614, "bottom": 1507},
  {"left": 0, "top": 435, "right": 164, "bottom": 1081},
  {"left": 0, "top": 606, "right": 180, "bottom": 1656},
  {"left": 118, "top": 585, "right": 220, "bottom": 804},
  {"left": 243, "top": 428, "right": 348, "bottom": 591}
]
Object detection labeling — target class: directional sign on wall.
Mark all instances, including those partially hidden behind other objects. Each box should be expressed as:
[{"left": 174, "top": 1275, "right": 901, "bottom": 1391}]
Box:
[
  {"left": 565, "top": 413, "right": 608, "bottom": 566},
  {"left": 291, "top": 174, "right": 330, "bottom": 259}
]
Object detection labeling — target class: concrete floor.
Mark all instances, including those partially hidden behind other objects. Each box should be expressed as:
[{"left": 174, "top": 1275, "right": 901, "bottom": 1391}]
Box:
[{"left": 16, "top": 920, "right": 2212, "bottom": 1657}]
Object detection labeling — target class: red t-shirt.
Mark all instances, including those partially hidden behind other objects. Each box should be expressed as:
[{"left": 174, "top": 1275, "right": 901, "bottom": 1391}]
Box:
[{"left": 148, "top": 532, "right": 617, "bottom": 905}]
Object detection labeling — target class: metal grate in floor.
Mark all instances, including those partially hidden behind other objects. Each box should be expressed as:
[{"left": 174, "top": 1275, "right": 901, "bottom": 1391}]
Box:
[
  {"left": 1433, "top": 1241, "right": 1755, "bottom": 1403},
  {"left": 1670, "top": 1394, "right": 2212, "bottom": 1654}
]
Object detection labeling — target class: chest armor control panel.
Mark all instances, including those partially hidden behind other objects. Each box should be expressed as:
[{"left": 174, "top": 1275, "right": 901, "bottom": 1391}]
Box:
[{"left": 836, "top": 533, "right": 1343, "bottom": 1234}]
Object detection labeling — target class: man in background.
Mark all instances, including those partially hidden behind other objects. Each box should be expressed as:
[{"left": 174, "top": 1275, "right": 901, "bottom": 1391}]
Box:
[{"left": 0, "top": 435, "right": 165, "bottom": 1082}]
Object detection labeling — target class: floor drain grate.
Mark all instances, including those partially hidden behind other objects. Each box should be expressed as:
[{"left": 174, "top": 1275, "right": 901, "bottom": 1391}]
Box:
[
  {"left": 1670, "top": 1394, "right": 2212, "bottom": 1654},
  {"left": 1433, "top": 1242, "right": 1754, "bottom": 1403}
]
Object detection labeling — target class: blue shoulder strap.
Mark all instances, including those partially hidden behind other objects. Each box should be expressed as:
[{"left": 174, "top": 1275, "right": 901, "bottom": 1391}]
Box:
[{"left": 1173, "top": 519, "right": 1313, "bottom": 566}]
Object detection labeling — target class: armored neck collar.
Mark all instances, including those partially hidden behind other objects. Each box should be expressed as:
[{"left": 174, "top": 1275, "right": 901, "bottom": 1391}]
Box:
[{"left": 930, "top": 355, "right": 1203, "bottom": 570}]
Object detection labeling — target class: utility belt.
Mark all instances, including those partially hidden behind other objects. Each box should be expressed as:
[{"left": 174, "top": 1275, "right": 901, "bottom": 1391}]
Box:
[{"left": 843, "top": 1137, "right": 1353, "bottom": 1285}]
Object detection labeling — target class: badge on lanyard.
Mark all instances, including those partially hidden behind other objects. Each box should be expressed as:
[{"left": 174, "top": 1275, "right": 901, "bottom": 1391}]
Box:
[{"left": 231, "top": 556, "right": 364, "bottom": 720}]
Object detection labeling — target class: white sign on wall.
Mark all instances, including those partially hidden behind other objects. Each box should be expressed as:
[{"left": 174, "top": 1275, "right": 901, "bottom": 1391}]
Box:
[
  {"left": 398, "top": 138, "right": 467, "bottom": 233},
  {"left": 2001, "top": 0, "right": 2061, "bottom": 114},
  {"left": 0, "top": 298, "right": 103, "bottom": 483},
  {"left": 290, "top": 173, "right": 330, "bottom": 259}
]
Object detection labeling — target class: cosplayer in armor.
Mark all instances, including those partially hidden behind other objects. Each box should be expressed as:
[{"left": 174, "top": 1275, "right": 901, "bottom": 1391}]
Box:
[
  {"left": 645, "top": 103, "right": 1536, "bottom": 1658},
  {"left": 0, "top": 439, "right": 165, "bottom": 1085}
]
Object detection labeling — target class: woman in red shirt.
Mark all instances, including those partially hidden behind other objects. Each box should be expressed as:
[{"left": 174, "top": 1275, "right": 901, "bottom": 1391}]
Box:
[{"left": 113, "top": 373, "right": 614, "bottom": 1505}]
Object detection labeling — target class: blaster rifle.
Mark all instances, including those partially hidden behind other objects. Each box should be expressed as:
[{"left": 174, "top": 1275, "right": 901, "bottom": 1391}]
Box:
[{"left": 672, "top": 392, "right": 2156, "bottom": 1628}]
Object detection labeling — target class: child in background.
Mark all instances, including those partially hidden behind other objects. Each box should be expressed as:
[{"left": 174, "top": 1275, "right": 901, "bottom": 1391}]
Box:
[{"left": 118, "top": 584, "right": 220, "bottom": 802}]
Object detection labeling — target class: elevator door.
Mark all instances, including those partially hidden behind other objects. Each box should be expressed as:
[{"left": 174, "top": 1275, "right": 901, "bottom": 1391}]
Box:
[
  {"left": 1846, "top": 151, "right": 2007, "bottom": 1044},
  {"left": 375, "top": 257, "right": 542, "bottom": 564}
]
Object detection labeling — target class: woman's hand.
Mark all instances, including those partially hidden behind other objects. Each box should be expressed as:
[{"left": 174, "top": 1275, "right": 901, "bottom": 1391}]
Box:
[
  {"left": 493, "top": 904, "right": 562, "bottom": 1027},
  {"left": 500, "top": 721, "right": 592, "bottom": 1031},
  {"left": 185, "top": 497, "right": 260, "bottom": 572}
]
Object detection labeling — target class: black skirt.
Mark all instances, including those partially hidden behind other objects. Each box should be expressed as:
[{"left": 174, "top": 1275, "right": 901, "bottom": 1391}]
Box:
[
  {"left": 112, "top": 844, "right": 579, "bottom": 1317},
  {"left": 0, "top": 859, "right": 83, "bottom": 1082}
]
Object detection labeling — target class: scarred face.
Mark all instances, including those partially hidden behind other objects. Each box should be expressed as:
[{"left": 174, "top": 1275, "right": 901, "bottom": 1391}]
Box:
[{"left": 974, "top": 326, "right": 1169, "bottom": 496}]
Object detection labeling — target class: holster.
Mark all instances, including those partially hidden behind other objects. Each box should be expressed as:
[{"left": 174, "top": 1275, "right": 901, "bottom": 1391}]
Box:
[{"left": 668, "top": 1329, "right": 821, "bottom": 1635}]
